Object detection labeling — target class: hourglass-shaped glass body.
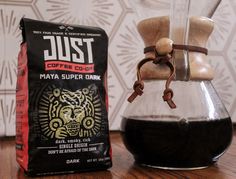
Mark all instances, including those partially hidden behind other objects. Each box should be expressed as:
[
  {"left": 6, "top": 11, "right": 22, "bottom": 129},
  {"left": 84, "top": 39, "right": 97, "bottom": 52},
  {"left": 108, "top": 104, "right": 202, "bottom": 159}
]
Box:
[{"left": 121, "top": 16, "right": 233, "bottom": 170}]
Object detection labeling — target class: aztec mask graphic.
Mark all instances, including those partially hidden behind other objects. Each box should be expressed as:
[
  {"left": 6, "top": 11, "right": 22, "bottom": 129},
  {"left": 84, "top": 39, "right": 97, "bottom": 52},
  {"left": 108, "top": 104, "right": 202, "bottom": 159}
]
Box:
[{"left": 38, "top": 84, "right": 102, "bottom": 139}]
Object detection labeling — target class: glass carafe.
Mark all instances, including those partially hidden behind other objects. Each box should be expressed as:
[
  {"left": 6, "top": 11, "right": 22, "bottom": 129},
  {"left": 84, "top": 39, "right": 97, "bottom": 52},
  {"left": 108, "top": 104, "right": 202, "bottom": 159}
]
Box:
[
  {"left": 121, "top": 16, "right": 233, "bottom": 169},
  {"left": 122, "top": 80, "right": 232, "bottom": 169}
]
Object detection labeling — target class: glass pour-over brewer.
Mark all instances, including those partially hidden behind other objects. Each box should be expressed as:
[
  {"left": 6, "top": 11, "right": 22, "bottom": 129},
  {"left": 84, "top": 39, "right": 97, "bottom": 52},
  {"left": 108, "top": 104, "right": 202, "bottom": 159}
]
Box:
[{"left": 121, "top": 0, "right": 233, "bottom": 169}]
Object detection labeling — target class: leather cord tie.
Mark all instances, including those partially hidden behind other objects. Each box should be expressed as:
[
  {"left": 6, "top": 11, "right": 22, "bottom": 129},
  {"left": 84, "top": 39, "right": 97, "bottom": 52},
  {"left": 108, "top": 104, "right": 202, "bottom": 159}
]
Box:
[{"left": 128, "top": 39, "right": 208, "bottom": 109}]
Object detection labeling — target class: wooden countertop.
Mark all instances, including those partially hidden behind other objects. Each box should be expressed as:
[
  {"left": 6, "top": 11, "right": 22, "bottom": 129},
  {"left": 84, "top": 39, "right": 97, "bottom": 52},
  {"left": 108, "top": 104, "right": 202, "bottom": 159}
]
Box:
[{"left": 1, "top": 131, "right": 236, "bottom": 179}]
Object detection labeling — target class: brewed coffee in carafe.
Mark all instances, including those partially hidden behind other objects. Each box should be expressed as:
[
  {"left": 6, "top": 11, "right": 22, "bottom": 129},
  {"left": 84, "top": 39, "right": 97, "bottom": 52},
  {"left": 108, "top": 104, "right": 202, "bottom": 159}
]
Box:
[
  {"left": 122, "top": 79, "right": 232, "bottom": 169},
  {"left": 122, "top": 0, "right": 232, "bottom": 169}
]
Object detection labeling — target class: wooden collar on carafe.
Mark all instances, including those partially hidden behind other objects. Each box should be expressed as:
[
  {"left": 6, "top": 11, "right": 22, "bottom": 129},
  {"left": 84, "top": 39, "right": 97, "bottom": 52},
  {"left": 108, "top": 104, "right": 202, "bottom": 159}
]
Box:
[{"left": 127, "top": 37, "right": 208, "bottom": 109}]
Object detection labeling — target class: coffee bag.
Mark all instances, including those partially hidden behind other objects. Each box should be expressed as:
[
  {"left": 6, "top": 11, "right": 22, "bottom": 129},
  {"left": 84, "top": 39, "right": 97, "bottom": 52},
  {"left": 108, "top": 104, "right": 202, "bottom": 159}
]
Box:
[{"left": 16, "top": 18, "right": 112, "bottom": 176}]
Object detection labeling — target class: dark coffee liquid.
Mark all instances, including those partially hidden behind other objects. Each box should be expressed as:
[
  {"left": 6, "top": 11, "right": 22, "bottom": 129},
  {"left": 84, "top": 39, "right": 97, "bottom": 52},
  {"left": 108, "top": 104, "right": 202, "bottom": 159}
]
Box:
[{"left": 121, "top": 116, "right": 233, "bottom": 169}]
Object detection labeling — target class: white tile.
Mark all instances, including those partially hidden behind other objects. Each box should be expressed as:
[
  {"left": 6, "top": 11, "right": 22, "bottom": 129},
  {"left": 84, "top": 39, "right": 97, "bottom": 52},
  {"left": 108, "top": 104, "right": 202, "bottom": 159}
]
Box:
[
  {"left": 0, "top": 94, "right": 15, "bottom": 136},
  {"left": 207, "top": 0, "right": 235, "bottom": 51},
  {"left": 35, "top": 0, "right": 123, "bottom": 36},
  {"left": 107, "top": 60, "right": 127, "bottom": 129},
  {"left": 109, "top": 12, "right": 144, "bottom": 88}
]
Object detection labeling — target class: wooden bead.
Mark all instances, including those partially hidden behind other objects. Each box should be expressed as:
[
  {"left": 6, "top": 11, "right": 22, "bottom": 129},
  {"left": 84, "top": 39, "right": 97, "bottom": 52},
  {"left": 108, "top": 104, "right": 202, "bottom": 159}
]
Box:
[{"left": 155, "top": 38, "right": 173, "bottom": 55}]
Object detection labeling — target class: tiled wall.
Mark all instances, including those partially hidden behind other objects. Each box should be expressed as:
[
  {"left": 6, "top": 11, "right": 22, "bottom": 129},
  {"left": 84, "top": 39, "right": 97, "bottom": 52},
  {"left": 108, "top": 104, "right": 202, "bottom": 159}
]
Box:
[{"left": 0, "top": 0, "right": 236, "bottom": 136}]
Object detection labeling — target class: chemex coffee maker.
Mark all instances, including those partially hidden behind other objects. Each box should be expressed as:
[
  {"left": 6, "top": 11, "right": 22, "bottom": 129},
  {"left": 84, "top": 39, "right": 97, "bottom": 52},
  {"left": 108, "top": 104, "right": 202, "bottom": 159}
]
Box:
[{"left": 121, "top": 0, "right": 233, "bottom": 169}]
